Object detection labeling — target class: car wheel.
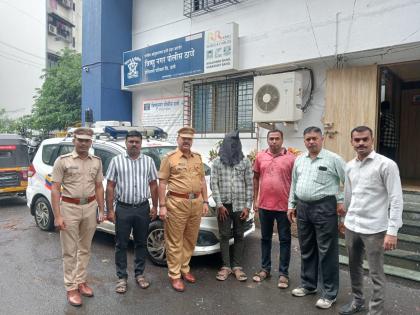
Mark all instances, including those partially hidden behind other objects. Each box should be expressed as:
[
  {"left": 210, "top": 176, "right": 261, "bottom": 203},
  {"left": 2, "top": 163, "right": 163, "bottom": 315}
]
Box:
[
  {"left": 34, "top": 196, "right": 54, "bottom": 231},
  {"left": 147, "top": 220, "right": 167, "bottom": 266}
]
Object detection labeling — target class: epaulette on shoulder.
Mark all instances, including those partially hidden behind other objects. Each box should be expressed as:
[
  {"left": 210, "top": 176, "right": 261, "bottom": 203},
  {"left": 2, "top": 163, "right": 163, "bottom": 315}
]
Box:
[
  {"left": 91, "top": 154, "right": 101, "bottom": 160},
  {"left": 59, "top": 153, "right": 73, "bottom": 159},
  {"left": 192, "top": 151, "right": 201, "bottom": 157},
  {"left": 165, "top": 150, "right": 178, "bottom": 157}
]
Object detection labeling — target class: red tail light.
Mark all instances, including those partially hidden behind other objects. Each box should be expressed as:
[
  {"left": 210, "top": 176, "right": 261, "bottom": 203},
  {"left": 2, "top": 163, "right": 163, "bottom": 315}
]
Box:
[
  {"left": 0, "top": 145, "right": 16, "bottom": 150},
  {"left": 20, "top": 167, "right": 28, "bottom": 180},
  {"left": 27, "top": 164, "right": 36, "bottom": 178}
]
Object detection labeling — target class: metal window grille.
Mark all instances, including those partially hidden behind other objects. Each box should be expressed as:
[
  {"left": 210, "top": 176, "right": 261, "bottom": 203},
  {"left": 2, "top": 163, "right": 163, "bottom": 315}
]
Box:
[
  {"left": 183, "top": 0, "right": 243, "bottom": 18},
  {"left": 183, "top": 77, "right": 254, "bottom": 134}
]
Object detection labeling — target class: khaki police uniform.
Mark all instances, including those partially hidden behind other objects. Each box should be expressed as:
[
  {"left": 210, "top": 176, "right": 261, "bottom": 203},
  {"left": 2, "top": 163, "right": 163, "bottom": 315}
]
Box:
[
  {"left": 52, "top": 150, "right": 103, "bottom": 291},
  {"left": 159, "top": 149, "right": 204, "bottom": 279}
]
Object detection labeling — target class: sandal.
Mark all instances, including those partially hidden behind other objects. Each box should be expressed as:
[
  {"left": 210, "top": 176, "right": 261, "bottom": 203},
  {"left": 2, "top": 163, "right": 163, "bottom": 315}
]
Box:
[
  {"left": 232, "top": 267, "right": 248, "bottom": 282},
  {"left": 252, "top": 270, "right": 270, "bottom": 282},
  {"left": 277, "top": 275, "right": 289, "bottom": 289},
  {"left": 135, "top": 275, "right": 150, "bottom": 289},
  {"left": 115, "top": 278, "right": 127, "bottom": 294},
  {"left": 216, "top": 267, "right": 232, "bottom": 281}
]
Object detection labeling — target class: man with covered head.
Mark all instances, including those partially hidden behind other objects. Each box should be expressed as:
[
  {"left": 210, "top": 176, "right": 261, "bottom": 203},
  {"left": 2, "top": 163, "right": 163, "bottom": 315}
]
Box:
[{"left": 211, "top": 130, "right": 253, "bottom": 282}]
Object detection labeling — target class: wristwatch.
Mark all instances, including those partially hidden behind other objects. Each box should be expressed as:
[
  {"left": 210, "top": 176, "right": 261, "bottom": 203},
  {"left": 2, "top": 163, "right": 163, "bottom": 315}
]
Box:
[{"left": 203, "top": 201, "right": 209, "bottom": 205}]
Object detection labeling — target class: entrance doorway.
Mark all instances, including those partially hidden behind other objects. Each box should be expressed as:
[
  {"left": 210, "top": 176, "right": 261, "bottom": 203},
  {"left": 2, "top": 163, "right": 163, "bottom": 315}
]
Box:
[{"left": 379, "top": 61, "right": 420, "bottom": 191}]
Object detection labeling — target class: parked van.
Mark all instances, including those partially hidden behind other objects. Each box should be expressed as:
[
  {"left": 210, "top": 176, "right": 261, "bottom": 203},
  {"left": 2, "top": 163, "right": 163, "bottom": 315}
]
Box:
[{"left": 0, "top": 134, "right": 30, "bottom": 197}]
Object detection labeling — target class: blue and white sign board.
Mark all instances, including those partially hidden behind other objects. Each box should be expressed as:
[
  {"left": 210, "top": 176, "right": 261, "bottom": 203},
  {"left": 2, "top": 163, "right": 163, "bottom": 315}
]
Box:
[{"left": 123, "top": 23, "right": 238, "bottom": 87}]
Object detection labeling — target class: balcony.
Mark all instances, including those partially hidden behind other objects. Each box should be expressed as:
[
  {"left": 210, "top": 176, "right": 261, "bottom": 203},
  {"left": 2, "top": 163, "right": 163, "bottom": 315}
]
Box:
[{"left": 48, "top": 13, "right": 74, "bottom": 44}]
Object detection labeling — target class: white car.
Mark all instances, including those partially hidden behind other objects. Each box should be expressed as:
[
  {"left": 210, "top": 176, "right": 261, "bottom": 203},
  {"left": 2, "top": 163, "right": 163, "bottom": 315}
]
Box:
[{"left": 26, "top": 133, "right": 255, "bottom": 265}]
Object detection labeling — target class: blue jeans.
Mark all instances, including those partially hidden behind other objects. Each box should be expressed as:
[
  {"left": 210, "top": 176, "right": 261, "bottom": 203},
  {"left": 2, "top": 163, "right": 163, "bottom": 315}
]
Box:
[{"left": 259, "top": 209, "right": 291, "bottom": 277}]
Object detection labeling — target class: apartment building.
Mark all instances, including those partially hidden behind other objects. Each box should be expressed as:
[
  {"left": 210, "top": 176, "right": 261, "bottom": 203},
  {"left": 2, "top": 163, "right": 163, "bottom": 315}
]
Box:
[
  {"left": 0, "top": 0, "right": 82, "bottom": 118},
  {"left": 46, "top": 0, "right": 82, "bottom": 68}
]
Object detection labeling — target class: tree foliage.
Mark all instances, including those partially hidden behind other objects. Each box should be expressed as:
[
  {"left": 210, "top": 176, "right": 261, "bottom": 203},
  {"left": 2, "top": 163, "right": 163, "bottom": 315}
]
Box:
[
  {"left": 0, "top": 108, "right": 14, "bottom": 133},
  {"left": 31, "top": 48, "right": 82, "bottom": 133},
  {"left": 0, "top": 109, "right": 33, "bottom": 137}
]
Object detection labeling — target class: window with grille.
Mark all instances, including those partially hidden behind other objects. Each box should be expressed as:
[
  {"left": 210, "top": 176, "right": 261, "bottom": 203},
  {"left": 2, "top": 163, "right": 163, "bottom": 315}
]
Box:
[
  {"left": 183, "top": 0, "right": 243, "bottom": 18},
  {"left": 191, "top": 77, "right": 253, "bottom": 133}
]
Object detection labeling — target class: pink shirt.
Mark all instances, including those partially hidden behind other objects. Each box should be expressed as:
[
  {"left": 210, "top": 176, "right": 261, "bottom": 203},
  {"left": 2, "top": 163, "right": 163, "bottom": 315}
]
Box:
[{"left": 253, "top": 148, "right": 296, "bottom": 211}]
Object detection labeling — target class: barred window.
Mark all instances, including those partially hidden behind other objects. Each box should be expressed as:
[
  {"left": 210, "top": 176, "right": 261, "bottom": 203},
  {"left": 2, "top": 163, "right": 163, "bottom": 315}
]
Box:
[{"left": 192, "top": 77, "right": 253, "bottom": 133}]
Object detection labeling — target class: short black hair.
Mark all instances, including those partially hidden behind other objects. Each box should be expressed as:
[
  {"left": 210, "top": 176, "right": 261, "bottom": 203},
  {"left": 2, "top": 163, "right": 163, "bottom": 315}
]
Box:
[
  {"left": 126, "top": 130, "right": 143, "bottom": 140},
  {"left": 350, "top": 126, "right": 373, "bottom": 138},
  {"left": 267, "top": 129, "right": 283, "bottom": 139},
  {"left": 303, "top": 126, "right": 322, "bottom": 136}
]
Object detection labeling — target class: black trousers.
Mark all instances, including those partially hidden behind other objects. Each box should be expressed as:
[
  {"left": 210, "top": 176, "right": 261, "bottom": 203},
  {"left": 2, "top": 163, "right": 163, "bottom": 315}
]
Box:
[
  {"left": 115, "top": 201, "right": 150, "bottom": 279},
  {"left": 296, "top": 196, "right": 339, "bottom": 300}
]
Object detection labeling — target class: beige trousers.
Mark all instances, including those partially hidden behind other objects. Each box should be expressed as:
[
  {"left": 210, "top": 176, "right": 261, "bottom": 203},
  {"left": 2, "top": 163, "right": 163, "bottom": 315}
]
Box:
[
  {"left": 60, "top": 200, "right": 97, "bottom": 291},
  {"left": 164, "top": 196, "right": 202, "bottom": 279}
]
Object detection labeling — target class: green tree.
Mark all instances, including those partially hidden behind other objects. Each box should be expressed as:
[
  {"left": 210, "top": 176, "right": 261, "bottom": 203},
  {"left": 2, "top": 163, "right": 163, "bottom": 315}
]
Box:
[
  {"left": 32, "top": 48, "right": 81, "bottom": 133},
  {"left": 0, "top": 108, "right": 14, "bottom": 133}
]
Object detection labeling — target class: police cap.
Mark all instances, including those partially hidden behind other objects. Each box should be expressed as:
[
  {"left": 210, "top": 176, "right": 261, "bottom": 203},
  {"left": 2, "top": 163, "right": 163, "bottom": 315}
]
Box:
[
  {"left": 73, "top": 127, "right": 94, "bottom": 140},
  {"left": 177, "top": 127, "right": 195, "bottom": 138}
]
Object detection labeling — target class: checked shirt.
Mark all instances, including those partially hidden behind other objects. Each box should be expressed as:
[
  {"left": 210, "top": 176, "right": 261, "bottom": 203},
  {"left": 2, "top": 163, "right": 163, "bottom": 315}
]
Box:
[{"left": 210, "top": 157, "right": 253, "bottom": 212}]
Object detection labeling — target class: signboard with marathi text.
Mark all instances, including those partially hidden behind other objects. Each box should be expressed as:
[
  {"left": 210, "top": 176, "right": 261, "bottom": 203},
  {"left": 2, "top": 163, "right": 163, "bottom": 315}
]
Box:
[{"left": 123, "top": 23, "right": 238, "bottom": 87}]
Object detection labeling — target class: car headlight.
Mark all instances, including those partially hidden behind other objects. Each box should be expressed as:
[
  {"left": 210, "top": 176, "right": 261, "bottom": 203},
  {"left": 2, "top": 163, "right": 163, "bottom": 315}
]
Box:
[{"left": 196, "top": 230, "right": 218, "bottom": 246}]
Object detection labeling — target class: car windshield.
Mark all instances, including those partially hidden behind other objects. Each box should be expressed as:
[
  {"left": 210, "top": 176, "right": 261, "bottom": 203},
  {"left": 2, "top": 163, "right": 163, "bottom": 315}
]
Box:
[{"left": 142, "top": 146, "right": 176, "bottom": 170}]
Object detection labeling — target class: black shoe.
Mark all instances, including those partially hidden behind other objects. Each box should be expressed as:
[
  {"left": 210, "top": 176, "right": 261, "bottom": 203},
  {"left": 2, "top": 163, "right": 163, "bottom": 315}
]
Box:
[{"left": 339, "top": 301, "right": 365, "bottom": 315}]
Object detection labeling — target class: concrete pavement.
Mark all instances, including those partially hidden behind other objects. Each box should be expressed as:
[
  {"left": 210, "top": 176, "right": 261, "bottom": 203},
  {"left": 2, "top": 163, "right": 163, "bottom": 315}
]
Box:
[{"left": 0, "top": 197, "right": 419, "bottom": 315}]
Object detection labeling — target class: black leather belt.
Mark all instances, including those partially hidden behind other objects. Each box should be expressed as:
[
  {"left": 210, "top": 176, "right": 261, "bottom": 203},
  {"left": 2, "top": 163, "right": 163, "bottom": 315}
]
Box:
[
  {"left": 117, "top": 200, "right": 148, "bottom": 208},
  {"left": 297, "top": 195, "right": 335, "bottom": 205}
]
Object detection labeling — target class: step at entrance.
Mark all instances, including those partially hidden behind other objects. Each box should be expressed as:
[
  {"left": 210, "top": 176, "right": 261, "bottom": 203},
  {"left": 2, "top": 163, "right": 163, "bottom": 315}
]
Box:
[{"left": 339, "top": 191, "right": 420, "bottom": 282}]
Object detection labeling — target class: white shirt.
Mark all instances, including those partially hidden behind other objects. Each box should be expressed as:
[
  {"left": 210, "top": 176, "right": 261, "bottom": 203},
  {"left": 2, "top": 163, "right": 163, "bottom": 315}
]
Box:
[{"left": 344, "top": 151, "right": 403, "bottom": 236}]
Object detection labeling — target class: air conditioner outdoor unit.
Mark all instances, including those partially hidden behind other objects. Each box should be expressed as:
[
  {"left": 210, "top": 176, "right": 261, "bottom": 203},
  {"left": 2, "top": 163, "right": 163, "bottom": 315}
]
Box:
[
  {"left": 48, "top": 24, "right": 57, "bottom": 35},
  {"left": 252, "top": 72, "right": 303, "bottom": 123}
]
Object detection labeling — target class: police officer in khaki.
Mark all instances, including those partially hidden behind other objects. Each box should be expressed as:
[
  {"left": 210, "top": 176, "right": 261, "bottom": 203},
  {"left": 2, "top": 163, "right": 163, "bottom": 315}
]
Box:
[
  {"left": 51, "top": 128, "right": 105, "bottom": 306},
  {"left": 158, "top": 127, "right": 209, "bottom": 292}
]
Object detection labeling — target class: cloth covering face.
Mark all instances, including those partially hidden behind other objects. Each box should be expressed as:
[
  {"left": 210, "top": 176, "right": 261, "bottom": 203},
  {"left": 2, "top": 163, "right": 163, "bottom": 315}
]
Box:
[{"left": 219, "top": 130, "right": 244, "bottom": 167}]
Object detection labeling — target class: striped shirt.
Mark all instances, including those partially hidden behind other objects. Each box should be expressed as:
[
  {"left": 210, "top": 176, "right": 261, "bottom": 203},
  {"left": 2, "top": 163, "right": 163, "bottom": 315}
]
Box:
[
  {"left": 106, "top": 153, "right": 158, "bottom": 204},
  {"left": 211, "top": 157, "right": 253, "bottom": 212},
  {"left": 288, "top": 149, "right": 346, "bottom": 208}
]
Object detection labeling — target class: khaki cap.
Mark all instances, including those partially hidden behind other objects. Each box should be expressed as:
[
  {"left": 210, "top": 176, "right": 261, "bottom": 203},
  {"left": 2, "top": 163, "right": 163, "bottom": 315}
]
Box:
[
  {"left": 178, "top": 127, "right": 195, "bottom": 138},
  {"left": 73, "top": 127, "right": 93, "bottom": 140}
]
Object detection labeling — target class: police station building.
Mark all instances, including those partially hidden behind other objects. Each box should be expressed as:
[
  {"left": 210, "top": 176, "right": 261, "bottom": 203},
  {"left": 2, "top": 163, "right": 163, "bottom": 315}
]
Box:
[{"left": 82, "top": 0, "right": 420, "bottom": 188}]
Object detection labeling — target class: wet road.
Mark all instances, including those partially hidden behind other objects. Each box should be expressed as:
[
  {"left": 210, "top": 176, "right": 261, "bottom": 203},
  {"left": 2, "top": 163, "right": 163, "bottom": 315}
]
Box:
[{"left": 1, "top": 197, "right": 419, "bottom": 315}]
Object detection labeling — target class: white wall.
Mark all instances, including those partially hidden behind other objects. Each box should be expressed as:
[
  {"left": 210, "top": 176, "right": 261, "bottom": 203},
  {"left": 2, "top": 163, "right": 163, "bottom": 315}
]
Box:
[
  {"left": 133, "top": 0, "right": 420, "bottom": 70},
  {"left": 0, "top": 0, "right": 45, "bottom": 118},
  {"left": 73, "top": 0, "right": 82, "bottom": 53},
  {"left": 47, "top": 36, "right": 70, "bottom": 54},
  {"left": 130, "top": 0, "right": 420, "bottom": 160}
]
